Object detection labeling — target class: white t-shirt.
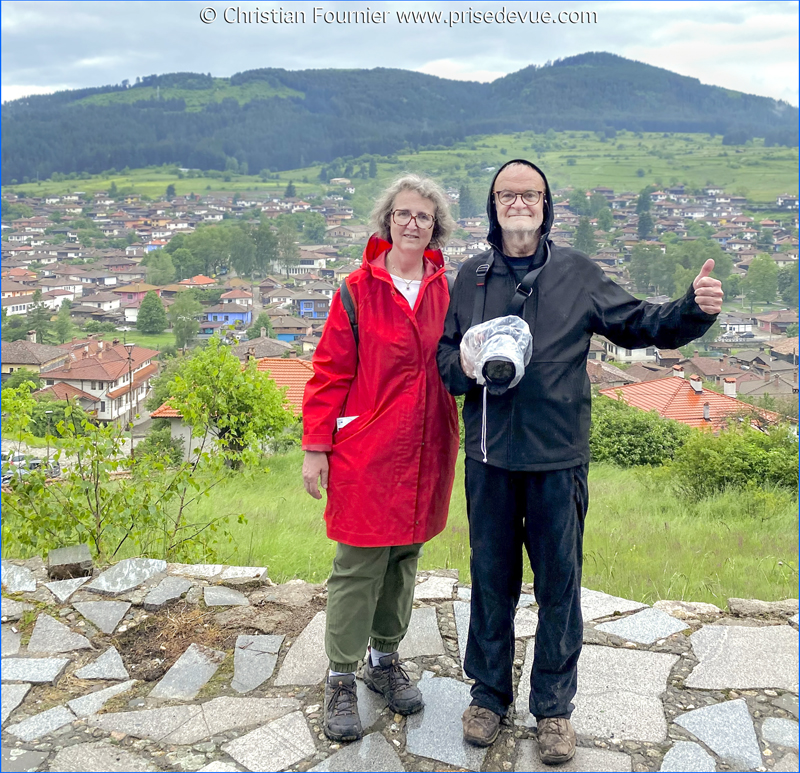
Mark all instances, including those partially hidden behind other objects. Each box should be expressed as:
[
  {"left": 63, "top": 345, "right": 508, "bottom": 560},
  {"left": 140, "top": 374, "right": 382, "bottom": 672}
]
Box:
[{"left": 389, "top": 274, "right": 422, "bottom": 310}]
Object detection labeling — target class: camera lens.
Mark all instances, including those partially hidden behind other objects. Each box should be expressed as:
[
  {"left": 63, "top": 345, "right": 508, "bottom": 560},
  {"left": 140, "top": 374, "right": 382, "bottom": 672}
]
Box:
[{"left": 483, "top": 359, "right": 515, "bottom": 386}]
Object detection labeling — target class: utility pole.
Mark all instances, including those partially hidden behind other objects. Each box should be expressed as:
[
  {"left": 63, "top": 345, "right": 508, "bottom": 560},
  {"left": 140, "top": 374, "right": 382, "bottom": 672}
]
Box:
[{"left": 124, "top": 343, "right": 135, "bottom": 459}]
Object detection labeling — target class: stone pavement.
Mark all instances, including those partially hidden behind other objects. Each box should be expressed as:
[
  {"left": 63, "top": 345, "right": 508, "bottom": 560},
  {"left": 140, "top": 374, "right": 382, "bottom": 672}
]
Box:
[{"left": 1, "top": 556, "right": 798, "bottom": 773}]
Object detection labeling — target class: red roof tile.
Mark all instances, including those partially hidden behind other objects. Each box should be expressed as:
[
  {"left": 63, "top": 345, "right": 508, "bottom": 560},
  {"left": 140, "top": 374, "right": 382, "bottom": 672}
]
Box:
[
  {"left": 35, "top": 382, "right": 99, "bottom": 403},
  {"left": 256, "top": 358, "right": 315, "bottom": 414}
]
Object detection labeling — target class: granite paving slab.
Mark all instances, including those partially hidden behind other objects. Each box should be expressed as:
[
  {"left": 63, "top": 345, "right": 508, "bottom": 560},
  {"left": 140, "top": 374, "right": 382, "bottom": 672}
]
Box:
[
  {"left": 1, "top": 598, "right": 33, "bottom": 621},
  {"left": 518, "top": 593, "right": 537, "bottom": 607},
  {"left": 67, "top": 679, "right": 137, "bottom": 717},
  {"left": 581, "top": 588, "right": 647, "bottom": 622},
  {"left": 231, "top": 634, "right": 284, "bottom": 693},
  {"left": 652, "top": 600, "right": 722, "bottom": 621},
  {"left": 762, "top": 717, "right": 799, "bottom": 750},
  {"left": 309, "top": 732, "right": 405, "bottom": 772},
  {"left": 88, "top": 704, "right": 202, "bottom": 742},
  {"left": 149, "top": 642, "right": 227, "bottom": 700},
  {"left": 675, "top": 699, "right": 761, "bottom": 770},
  {"left": 0, "top": 748, "right": 48, "bottom": 773},
  {"left": 72, "top": 600, "right": 131, "bottom": 634},
  {"left": 167, "top": 563, "right": 226, "bottom": 578},
  {"left": 85, "top": 558, "right": 166, "bottom": 595},
  {"left": 44, "top": 577, "right": 90, "bottom": 603},
  {"left": 221, "top": 710, "right": 316, "bottom": 772},
  {"left": 457, "top": 587, "right": 471, "bottom": 601},
  {"left": 659, "top": 741, "right": 716, "bottom": 772},
  {"left": 791, "top": 613, "right": 799, "bottom": 627},
  {"left": 355, "top": 677, "right": 385, "bottom": 731},
  {"left": 454, "top": 601, "right": 470, "bottom": 672},
  {"left": 26, "top": 613, "right": 92, "bottom": 653},
  {"left": 251, "top": 581, "right": 322, "bottom": 608},
  {"left": 74, "top": 646, "right": 130, "bottom": 680},
  {"left": 143, "top": 575, "right": 193, "bottom": 611},
  {"left": 406, "top": 672, "right": 487, "bottom": 771},
  {"left": 1, "top": 657, "right": 69, "bottom": 683},
  {"left": 773, "top": 752, "right": 800, "bottom": 772},
  {"left": 47, "top": 544, "right": 93, "bottom": 580},
  {"left": 570, "top": 645, "right": 678, "bottom": 741},
  {"left": 48, "top": 740, "right": 156, "bottom": 772},
  {"left": 220, "top": 565, "right": 267, "bottom": 581},
  {"left": 204, "top": 585, "right": 249, "bottom": 607},
  {"left": 516, "top": 739, "right": 631, "bottom": 771},
  {"left": 1, "top": 683, "right": 30, "bottom": 724},
  {"left": 595, "top": 607, "right": 688, "bottom": 644},
  {"left": 687, "top": 624, "right": 799, "bottom": 691},
  {"left": 1, "top": 562, "right": 36, "bottom": 593},
  {"left": 414, "top": 576, "right": 456, "bottom": 601},
  {"left": 774, "top": 693, "right": 799, "bottom": 718},
  {"left": 514, "top": 606, "right": 538, "bottom": 637},
  {"left": 5, "top": 705, "right": 75, "bottom": 742},
  {"left": 275, "top": 611, "right": 328, "bottom": 686},
  {"left": 398, "top": 606, "right": 445, "bottom": 659},
  {"left": 2, "top": 625, "right": 21, "bottom": 656},
  {"left": 197, "top": 696, "right": 300, "bottom": 741},
  {"left": 515, "top": 638, "right": 536, "bottom": 728}
]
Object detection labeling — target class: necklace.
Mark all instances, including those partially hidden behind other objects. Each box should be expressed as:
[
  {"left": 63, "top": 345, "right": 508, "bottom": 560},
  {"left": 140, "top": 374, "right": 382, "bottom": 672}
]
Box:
[{"left": 387, "top": 256, "right": 424, "bottom": 290}]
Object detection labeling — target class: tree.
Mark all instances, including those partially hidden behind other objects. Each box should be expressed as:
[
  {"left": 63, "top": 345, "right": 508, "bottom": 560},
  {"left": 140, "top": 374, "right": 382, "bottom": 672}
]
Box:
[
  {"left": 744, "top": 254, "right": 779, "bottom": 304},
  {"left": 700, "top": 318, "right": 722, "bottom": 343},
  {"left": 596, "top": 208, "right": 614, "bottom": 232},
  {"left": 284, "top": 180, "right": 297, "bottom": 199},
  {"left": 573, "top": 217, "right": 597, "bottom": 255},
  {"left": 629, "top": 244, "right": 664, "bottom": 292},
  {"left": 568, "top": 189, "right": 590, "bottom": 216},
  {"left": 369, "top": 159, "right": 377, "bottom": 178},
  {"left": 277, "top": 218, "right": 300, "bottom": 278},
  {"left": 169, "top": 290, "right": 203, "bottom": 351},
  {"left": 254, "top": 219, "right": 279, "bottom": 276},
  {"left": 26, "top": 290, "right": 53, "bottom": 344},
  {"left": 166, "top": 338, "right": 294, "bottom": 467},
  {"left": 778, "top": 265, "right": 799, "bottom": 307},
  {"left": 171, "top": 247, "right": 203, "bottom": 281},
  {"left": 54, "top": 300, "right": 72, "bottom": 344},
  {"left": 166, "top": 184, "right": 176, "bottom": 201},
  {"left": 459, "top": 184, "right": 479, "bottom": 218},
  {"left": 147, "top": 250, "right": 176, "bottom": 286},
  {"left": 784, "top": 323, "right": 799, "bottom": 338},
  {"left": 137, "top": 291, "right": 168, "bottom": 334},
  {"left": 1, "top": 369, "right": 41, "bottom": 391},
  {"left": 636, "top": 186, "right": 653, "bottom": 215},
  {"left": 299, "top": 212, "right": 327, "bottom": 244},
  {"left": 637, "top": 212, "right": 654, "bottom": 240},
  {"left": 589, "top": 192, "right": 609, "bottom": 217},
  {"left": 723, "top": 274, "right": 743, "bottom": 301},
  {"left": 247, "top": 311, "right": 275, "bottom": 340}
]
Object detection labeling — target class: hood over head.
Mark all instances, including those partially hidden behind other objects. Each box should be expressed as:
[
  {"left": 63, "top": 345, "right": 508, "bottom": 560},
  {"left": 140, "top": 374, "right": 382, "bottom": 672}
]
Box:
[{"left": 486, "top": 159, "right": 554, "bottom": 255}]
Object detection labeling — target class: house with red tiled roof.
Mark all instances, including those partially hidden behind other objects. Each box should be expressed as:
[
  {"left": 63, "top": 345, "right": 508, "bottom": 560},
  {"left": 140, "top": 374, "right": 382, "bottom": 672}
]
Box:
[
  {"left": 599, "top": 373, "right": 782, "bottom": 430},
  {"left": 178, "top": 274, "right": 217, "bottom": 288},
  {"left": 34, "top": 382, "right": 100, "bottom": 413}
]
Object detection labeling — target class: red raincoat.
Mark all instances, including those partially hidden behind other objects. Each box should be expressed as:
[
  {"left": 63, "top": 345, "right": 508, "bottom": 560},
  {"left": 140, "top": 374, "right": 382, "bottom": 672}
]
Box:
[{"left": 302, "top": 234, "right": 459, "bottom": 547}]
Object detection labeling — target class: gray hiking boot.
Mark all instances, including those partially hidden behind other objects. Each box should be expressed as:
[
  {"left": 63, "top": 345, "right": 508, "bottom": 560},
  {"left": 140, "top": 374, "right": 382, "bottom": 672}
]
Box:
[
  {"left": 323, "top": 673, "right": 363, "bottom": 742},
  {"left": 362, "top": 651, "right": 424, "bottom": 715}
]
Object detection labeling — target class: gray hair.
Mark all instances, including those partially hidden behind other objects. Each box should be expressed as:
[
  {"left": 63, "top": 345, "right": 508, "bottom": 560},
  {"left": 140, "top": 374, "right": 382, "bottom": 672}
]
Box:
[{"left": 369, "top": 174, "right": 455, "bottom": 250}]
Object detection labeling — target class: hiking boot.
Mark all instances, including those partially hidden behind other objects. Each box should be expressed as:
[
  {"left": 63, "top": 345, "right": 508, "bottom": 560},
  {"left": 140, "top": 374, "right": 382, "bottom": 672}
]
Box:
[
  {"left": 462, "top": 705, "right": 502, "bottom": 747},
  {"left": 536, "top": 717, "right": 576, "bottom": 765},
  {"left": 363, "top": 651, "right": 424, "bottom": 715},
  {"left": 323, "top": 673, "right": 363, "bottom": 742}
]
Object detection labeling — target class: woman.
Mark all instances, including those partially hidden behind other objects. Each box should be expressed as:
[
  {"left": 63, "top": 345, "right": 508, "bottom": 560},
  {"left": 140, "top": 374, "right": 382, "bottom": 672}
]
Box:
[{"left": 302, "top": 174, "right": 459, "bottom": 742}]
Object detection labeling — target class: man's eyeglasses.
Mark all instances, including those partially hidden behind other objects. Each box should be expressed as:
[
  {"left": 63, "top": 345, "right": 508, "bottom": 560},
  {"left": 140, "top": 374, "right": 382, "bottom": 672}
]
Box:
[
  {"left": 392, "top": 209, "right": 435, "bottom": 229},
  {"left": 494, "top": 190, "right": 544, "bottom": 206}
]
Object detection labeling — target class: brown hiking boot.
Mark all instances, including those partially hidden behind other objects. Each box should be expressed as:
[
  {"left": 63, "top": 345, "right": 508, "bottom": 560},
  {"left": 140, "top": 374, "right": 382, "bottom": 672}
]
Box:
[
  {"left": 536, "top": 717, "right": 576, "bottom": 765},
  {"left": 462, "top": 705, "right": 502, "bottom": 747},
  {"left": 323, "top": 674, "right": 363, "bottom": 743}
]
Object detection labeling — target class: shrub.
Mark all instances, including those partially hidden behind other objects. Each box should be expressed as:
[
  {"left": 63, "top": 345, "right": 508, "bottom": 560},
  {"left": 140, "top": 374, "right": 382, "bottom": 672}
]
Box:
[
  {"left": 134, "top": 426, "right": 184, "bottom": 465},
  {"left": 589, "top": 395, "right": 690, "bottom": 467}
]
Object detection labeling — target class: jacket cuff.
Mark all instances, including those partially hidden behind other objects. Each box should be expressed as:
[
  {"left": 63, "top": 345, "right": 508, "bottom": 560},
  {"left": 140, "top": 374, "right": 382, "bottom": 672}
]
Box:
[
  {"left": 302, "top": 433, "right": 332, "bottom": 452},
  {"left": 302, "top": 443, "right": 331, "bottom": 452},
  {"left": 685, "top": 283, "right": 719, "bottom": 319}
]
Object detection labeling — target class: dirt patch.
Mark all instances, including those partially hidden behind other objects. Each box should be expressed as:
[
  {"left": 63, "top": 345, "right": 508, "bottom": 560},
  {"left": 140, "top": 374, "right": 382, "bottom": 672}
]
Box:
[{"left": 214, "top": 597, "right": 327, "bottom": 639}]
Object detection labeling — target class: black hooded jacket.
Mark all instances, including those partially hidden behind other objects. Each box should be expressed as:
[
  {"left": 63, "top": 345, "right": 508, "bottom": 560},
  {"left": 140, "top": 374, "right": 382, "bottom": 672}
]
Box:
[{"left": 437, "top": 159, "right": 718, "bottom": 471}]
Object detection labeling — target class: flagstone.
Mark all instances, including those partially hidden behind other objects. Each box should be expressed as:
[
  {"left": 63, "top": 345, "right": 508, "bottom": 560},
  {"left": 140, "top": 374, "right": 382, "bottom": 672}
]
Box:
[
  {"left": 454, "top": 601, "right": 470, "bottom": 672},
  {"left": 0, "top": 748, "right": 49, "bottom": 773},
  {"left": 231, "top": 634, "right": 283, "bottom": 693},
  {"left": 675, "top": 699, "right": 761, "bottom": 770},
  {"left": 516, "top": 739, "right": 631, "bottom": 771},
  {"left": 581, "top": 588, "right": 647, "bottom": 622},
  {"left": 26, "top": 614, "right": 91, "bottom": 653},
  {"left": 773, "top": 693, "right": 799, "bottom": 718},
  {"left": 686, "top": 624, "right": 799, "bottom": 691},
  {"left": 48, "top": 740, "right": 156, "bottom": 772},
  {"left": 219, "top": 565, "right": 267, "bottom": 581},
  {"left": 774, "top": 753, "right": 800, "bottom": 772},
  {"left": 1, "top": 683, "right": 30, "bottom": 724},
  {"left": 514, "top": 606, "right": 538, "bottom": 637},
  {"left": 222, "top": 710, "right": 315, "bottom": 772},
  {"left": 398, "top": 606, "right": 444, "bottom": 659},
  {"left": 167, "top": 563, "right": 226, "bottom": 578},
  {"left": 659, "top": 741, "right": 716, "bottom": 772},
  {"left": 414, "top": 576, "right": 456, "bottom": 601},
  {"left": 762, "top": 717, "right": 799, "bottom": 750},
  {"left": 72, "top": 600, "right": 131, "bottom": 634},
  {"left": 203, "top": 585, "right": 248, "bottom": 607},
  {"left": 1, "top": 598, "right": 33, "bottom": 621},
  {"left": 1, "top": 657, "right": 69, "bottom": 683},
  {"left": 2, "top": 625, "right": 21, "bottom": 656},
  {"left": 47, "top": 544, "right": 93, "bottom": 580},
  {"left": 74, "top": 646, "right": 130, "bottom": 680},
  {"left": 406, "top": 672, "right": 487, "bottom": 771},
  {"left": 570, "top": 645, "right": 678, "bottom": 741},
  {"left": 515, "top": 638, "right": 536, "bottom": 728},
  {"left": 143, "top": 575, "right": 193, "bottom": 611},
  {"left": 596, "top": 607, "right": 688, "bottom": 644},
  {"left": 149, "top": 642, "right": 226, "bottom": 700},
  {"left": 310, "top": 732, "right": 405, "bottom": 771},
  {"left": 5, "top": 705, "right": 75, "bottom": 741},
  {"left": 1, "top": 562, "right": 36, "bottom": 593},
  {"left": 275, "top": 611, "right": 328, "bottom": 686},
  {"left": 44, "top": 577, "right": 90, "bottom": 603},
  {"left": 88, "top": 704, "right": 201, "bottom": 741},
  {"left": 67, "top": 679, "right": 137, "bottom": 717},
  {"left": 85, "top": 558, "right": 166, "bottom": 595}
]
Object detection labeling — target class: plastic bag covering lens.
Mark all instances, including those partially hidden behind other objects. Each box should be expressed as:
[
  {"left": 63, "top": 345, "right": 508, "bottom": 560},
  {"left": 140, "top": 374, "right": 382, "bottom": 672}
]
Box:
[{"left": 460, "top": 315, "right": 533, "bottom": 395}]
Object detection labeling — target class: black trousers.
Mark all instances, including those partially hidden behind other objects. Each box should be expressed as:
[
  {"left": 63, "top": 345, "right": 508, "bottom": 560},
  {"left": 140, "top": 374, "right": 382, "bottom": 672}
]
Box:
[{"left": 463, "top": 458, "right": 588, "bottom": 719}]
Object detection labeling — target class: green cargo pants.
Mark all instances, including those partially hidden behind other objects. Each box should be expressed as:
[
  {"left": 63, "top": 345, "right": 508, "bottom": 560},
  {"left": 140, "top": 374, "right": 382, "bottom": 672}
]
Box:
[{"left": 325, "top": 541, "right": 423, "bottom": 673}]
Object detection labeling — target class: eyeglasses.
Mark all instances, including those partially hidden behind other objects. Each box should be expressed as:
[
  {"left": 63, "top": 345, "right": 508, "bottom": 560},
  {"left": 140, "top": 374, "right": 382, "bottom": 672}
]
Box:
[
  {"left": 391, "top": 209, "right": 435, "bottom": 230},
  {"left": 494, "top": 190, "right": 544, "bottom": 206}
]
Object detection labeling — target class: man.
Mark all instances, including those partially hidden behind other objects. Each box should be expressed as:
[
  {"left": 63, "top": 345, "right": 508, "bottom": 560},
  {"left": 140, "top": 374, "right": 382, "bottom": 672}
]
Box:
[{"left": 437, "top": 160, "right": 723, "bottom": 764}]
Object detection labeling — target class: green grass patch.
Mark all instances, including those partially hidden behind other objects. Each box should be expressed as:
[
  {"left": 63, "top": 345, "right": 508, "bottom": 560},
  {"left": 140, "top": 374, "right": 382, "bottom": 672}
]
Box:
[{"left": 96, "top": 330, "right": 175, "bottom": 351}]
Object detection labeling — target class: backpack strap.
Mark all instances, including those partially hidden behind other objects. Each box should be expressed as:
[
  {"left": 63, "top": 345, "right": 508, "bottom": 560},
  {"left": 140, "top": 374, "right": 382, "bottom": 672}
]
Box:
[
  {"left": 339, "top": 276, "right": 358, "bottom": 348},
  {"left": 506, "top": 243, "right": 551, "bottom": 317},
  {"left": 470, "top": 254, "right": 495, "bottom": 328}
]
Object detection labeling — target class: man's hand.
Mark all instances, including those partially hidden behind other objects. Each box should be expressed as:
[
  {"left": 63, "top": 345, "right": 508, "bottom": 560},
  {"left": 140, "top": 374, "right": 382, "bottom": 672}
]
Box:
[
  {"left": 693, "top": 259, "right": 724, "bottom": 315},
  {"left": 302, "top": 451, "right": 329, "bottom": 500}
]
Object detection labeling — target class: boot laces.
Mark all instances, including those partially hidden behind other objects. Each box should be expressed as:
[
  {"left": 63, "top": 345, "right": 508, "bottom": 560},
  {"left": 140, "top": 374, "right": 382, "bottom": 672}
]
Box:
[{"left": 328, "top": 679, "right": 357, "bottom": 716}]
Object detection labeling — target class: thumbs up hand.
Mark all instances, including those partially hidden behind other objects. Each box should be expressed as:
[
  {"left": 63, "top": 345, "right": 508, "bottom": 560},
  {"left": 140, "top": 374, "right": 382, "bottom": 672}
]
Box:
[{"left": 692, "top": 259, "right": 724, "bottom": 315}]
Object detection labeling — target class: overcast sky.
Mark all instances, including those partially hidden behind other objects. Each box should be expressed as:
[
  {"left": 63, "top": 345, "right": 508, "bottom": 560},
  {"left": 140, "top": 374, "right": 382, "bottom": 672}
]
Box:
[{"left": 2, "top": 1, "right": 798, "bottom": 105}]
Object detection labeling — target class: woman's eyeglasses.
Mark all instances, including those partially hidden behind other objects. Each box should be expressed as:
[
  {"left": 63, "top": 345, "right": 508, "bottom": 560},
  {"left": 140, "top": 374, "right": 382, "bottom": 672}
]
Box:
[{"left": 391, "top": 209, "right": 435, "bottom": 229}]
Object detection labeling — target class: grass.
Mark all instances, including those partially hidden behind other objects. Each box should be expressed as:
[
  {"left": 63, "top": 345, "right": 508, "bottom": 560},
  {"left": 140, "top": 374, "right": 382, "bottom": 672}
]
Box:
[
  {"left": 169, "top": 449, "right": 797, "bottom": 606},
  {"left": 95, "top": 330, "right": 176, "bottom": 351}
]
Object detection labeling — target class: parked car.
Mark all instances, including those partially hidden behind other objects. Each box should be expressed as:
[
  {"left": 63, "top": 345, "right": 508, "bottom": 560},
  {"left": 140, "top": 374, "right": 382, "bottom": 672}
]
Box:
[{"left": 1, "top": 455, "right": 60, "bottom": 485}]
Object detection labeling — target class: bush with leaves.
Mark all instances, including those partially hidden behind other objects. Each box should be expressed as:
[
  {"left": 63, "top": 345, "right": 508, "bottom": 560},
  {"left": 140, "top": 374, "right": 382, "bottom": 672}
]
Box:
[
  {"left": 589, "top": 394, "right": 691, "bottom": 467},
  {"left": 134, "top": 425, "right": 184, "bottom": 465}
]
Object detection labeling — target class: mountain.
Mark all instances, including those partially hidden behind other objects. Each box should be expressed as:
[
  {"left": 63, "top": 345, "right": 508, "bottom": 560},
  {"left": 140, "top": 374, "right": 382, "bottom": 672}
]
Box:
[{"left": 2, "top": 52, "right": 797, "bottom": 182}]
